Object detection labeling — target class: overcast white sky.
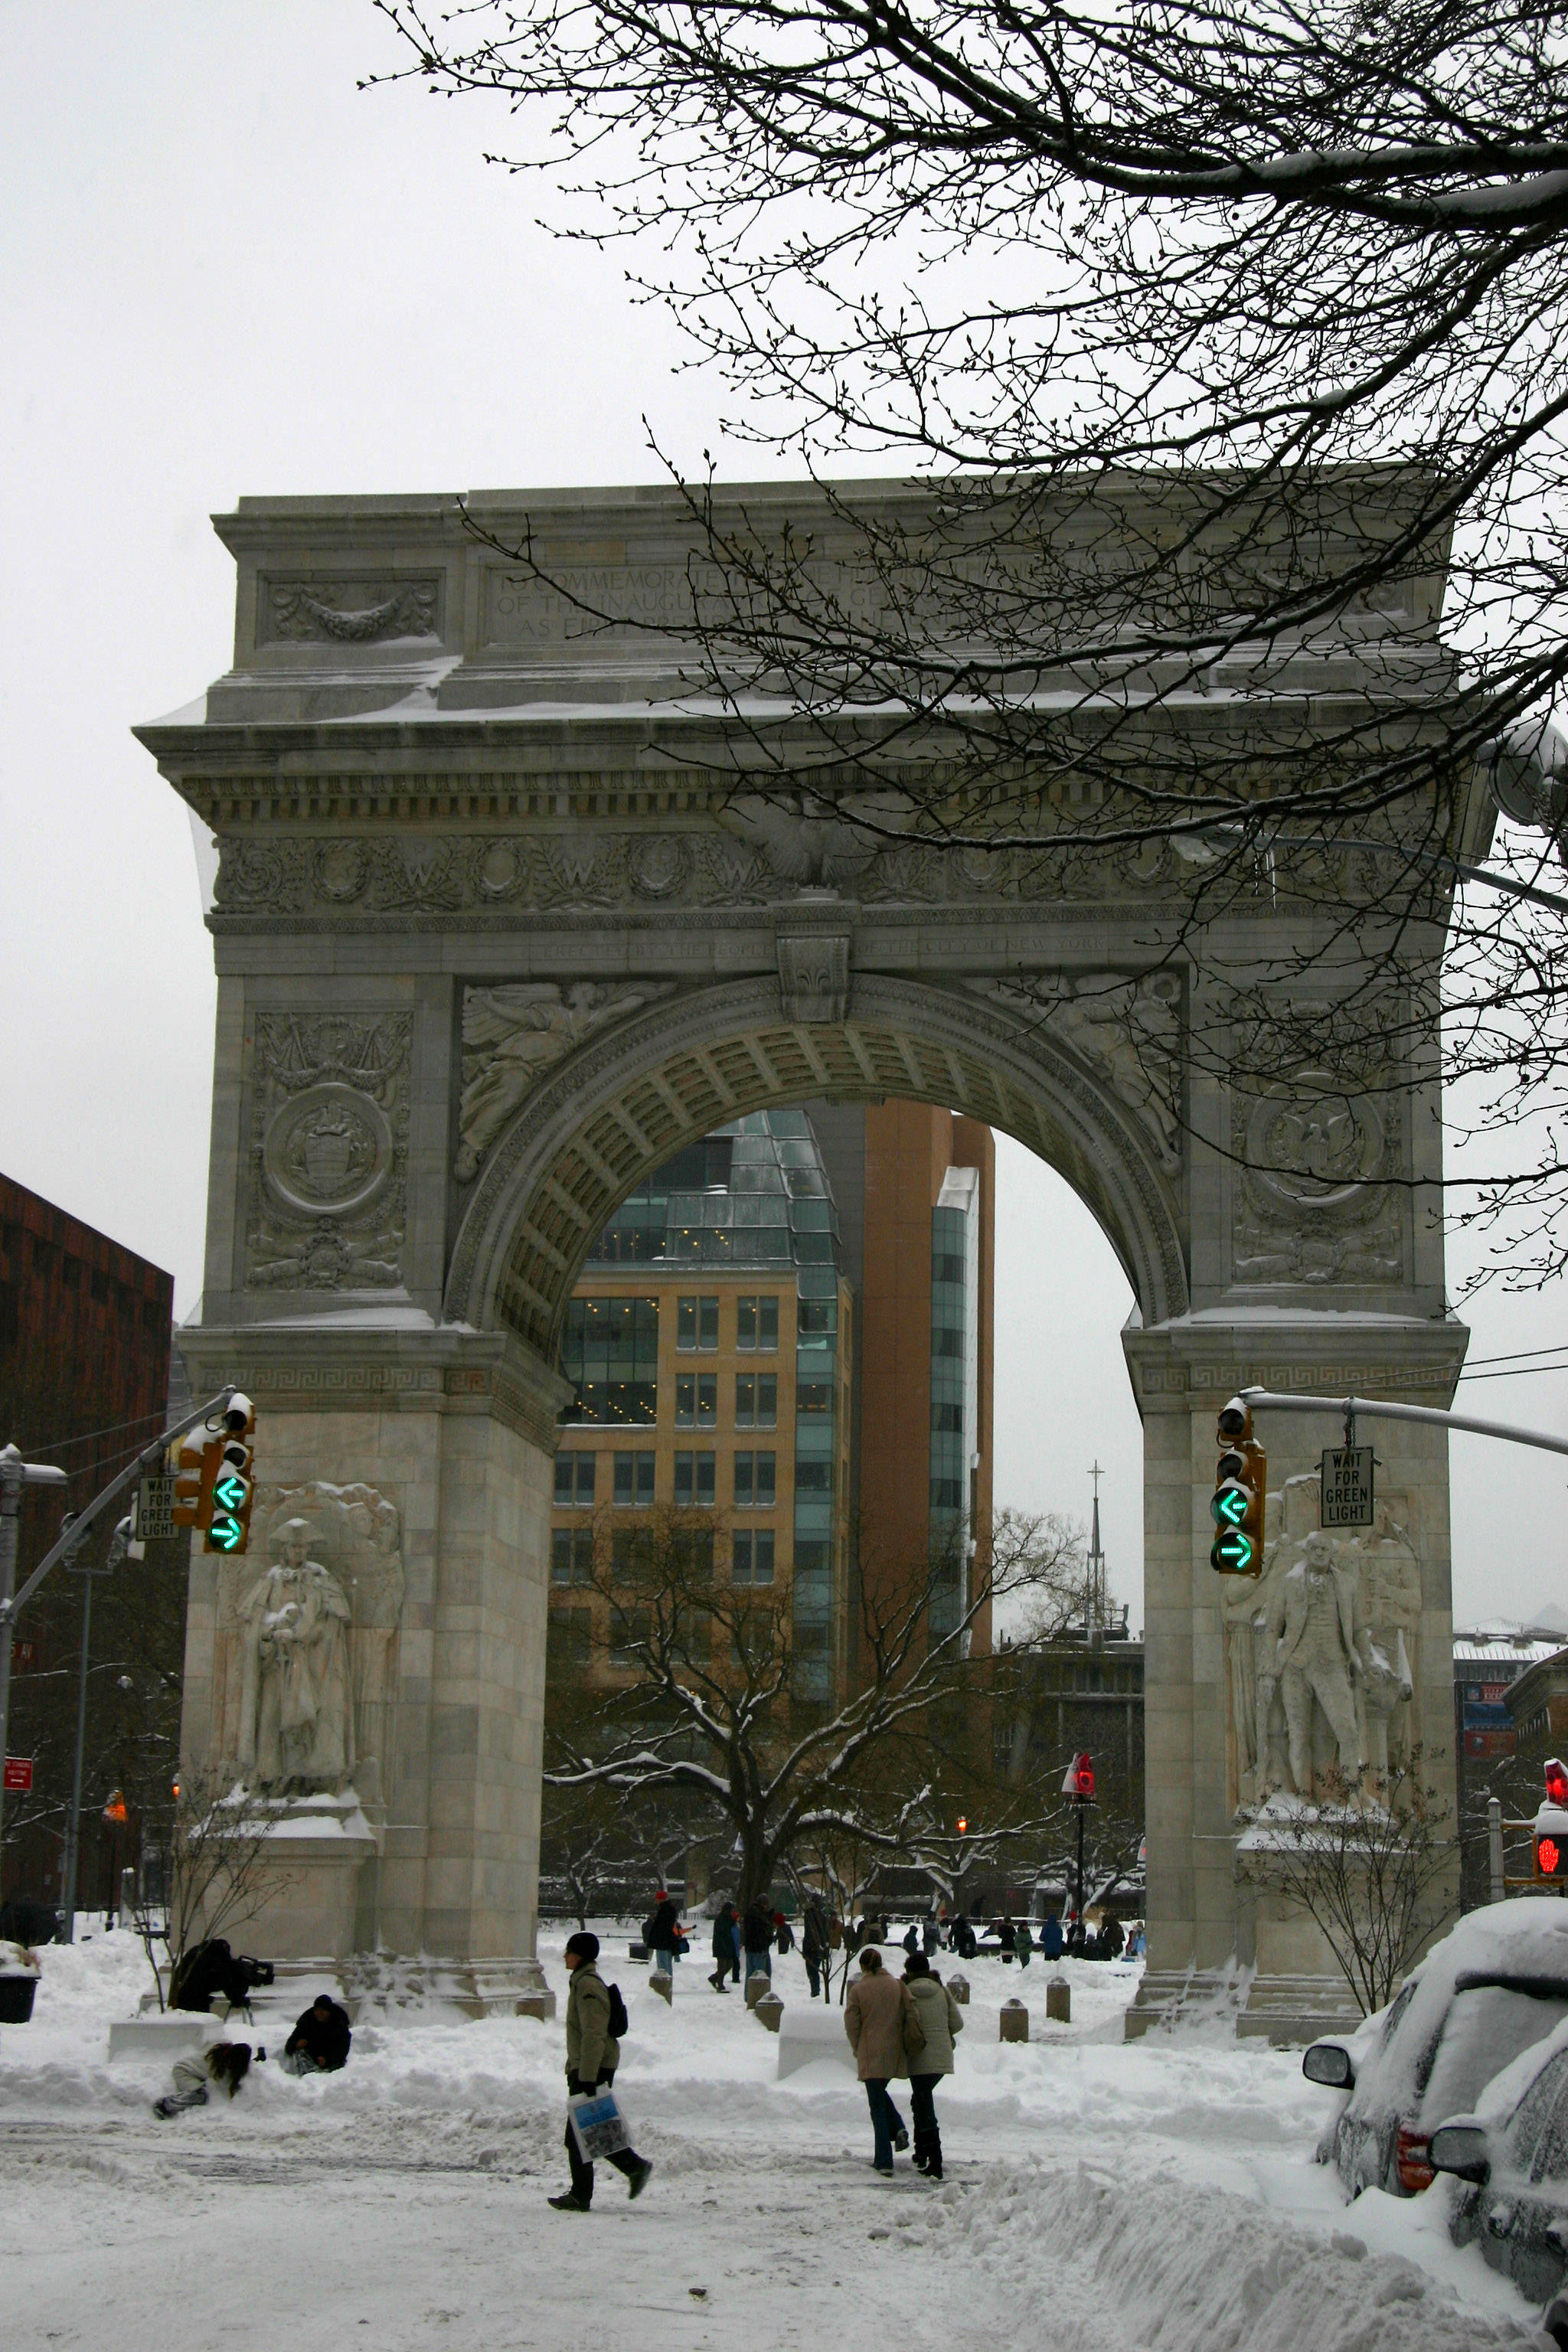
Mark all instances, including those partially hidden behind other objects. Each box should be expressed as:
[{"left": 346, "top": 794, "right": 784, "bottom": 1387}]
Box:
[{"left": 2, "top": 4, "right": 1563, "bottom": 1633}]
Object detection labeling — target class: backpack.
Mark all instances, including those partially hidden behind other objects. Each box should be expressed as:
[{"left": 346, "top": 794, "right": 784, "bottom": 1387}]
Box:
[{"left": 606, "top": 1981, "right": 629, "bottom": 2039}]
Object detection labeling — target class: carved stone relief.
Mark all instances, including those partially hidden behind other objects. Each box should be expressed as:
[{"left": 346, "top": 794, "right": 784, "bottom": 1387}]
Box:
[
  {"left": 262, "top": 577, "right": 441, "bottom": 644},
  {"left": 1233, "top": 1069, "right": 1403, "bottom": 1284},
  {"left": 777, "top": 934, "right": 851, "bottom": 1024},
  {"left": 246, "top": 1014, "right": 410, "bottom": 1289},
  {"left": 456, "top": 983, "right": 665, "bottom": 1181},
  {"left": 211, "top": 824, "right": 1191, "bottom": 921},
  {"left": 211, "top": 1480, "right": 406, "bottom": 1805},
  {"left": 1223, "top": 1471, "right": 1422, "bottom": 1809},
  {"left": 965, "top": 971, "right": 1184, "bottom": 1172}
]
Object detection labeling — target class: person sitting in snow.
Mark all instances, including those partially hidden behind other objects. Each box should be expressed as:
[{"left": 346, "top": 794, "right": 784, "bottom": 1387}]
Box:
[
  {"left": 281, "top": 1992, "right": 351, "bottom": 2074},
  {"left": 153, "top": 2039, "right": 253, "bottom": 2118}
]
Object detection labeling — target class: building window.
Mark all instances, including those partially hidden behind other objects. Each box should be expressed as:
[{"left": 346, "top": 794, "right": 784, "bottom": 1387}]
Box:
[
  {"left": 560, "top": 1296, "right": 659, "bottom": 1423},
  {"left": 737, "top": 1295, "right": 779, "bottom": 1351},
  {"left": 551, "top": 1527, "right": 595, "bottom": 1586},
  {"left": 675, "top": 1372, "right": 718, "bottom": 1429},
  {"left": 736, "top": 1374, "right": 777, "bottom": 1429},
  {"left": 677, "top": 1295, "right": 720, "bottom": 1351},
  {"left": 609, "top": 1608, "right": 652, "bottom": 1668},
  {"left": 674, "top": 1451, "right": 717, "bottom": 1506},
  {"left": 733, "top": 1530, "right": 776, "bottom": 1586},
  {"left": 672, "top": 1527, "right": 715, "bottom": 1583},
  {"left": 733, "top": 1452, "right": 777, "bottom": 1508},
  {"left": 794, "top": 1458, "right": 832, "bottom": 1495},
  {"left": 612, "top": 1451, "right": 656, "bottom": 1506},
  {"left": 554, "top": 1452, "right": 596, "bottom": 1506},
  {"left": 547, "top": 1608, "right": 591, "bottom": 1669}
]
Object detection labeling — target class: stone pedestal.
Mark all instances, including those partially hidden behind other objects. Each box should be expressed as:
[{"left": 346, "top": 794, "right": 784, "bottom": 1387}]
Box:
[
  {"left": 1045, "top": 1974, "right": 1071, "bottom": 2024},
  {"left": 999, "top": 1998, "right": 1029, "bottom": 2042},
  {"left": 228, "top": 1790, "right": 381, "bottom": 1964}
]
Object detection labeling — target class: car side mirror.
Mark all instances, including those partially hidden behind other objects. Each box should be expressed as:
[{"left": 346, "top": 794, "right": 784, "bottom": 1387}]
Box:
[
  {"left": 1428, "top": 2122, "right": 1491, "bottom": 2184},
  {"left": 1302, "top": 2043, "right": 1354, "bottom": 2089}
]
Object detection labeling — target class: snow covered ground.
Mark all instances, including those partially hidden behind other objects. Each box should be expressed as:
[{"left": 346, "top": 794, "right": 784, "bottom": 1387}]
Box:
[{"left": 0, "top": 1923, "right": 1555, "bottom": 2351}]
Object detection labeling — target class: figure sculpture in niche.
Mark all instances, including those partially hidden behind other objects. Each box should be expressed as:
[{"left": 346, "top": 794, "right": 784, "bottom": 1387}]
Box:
[
  {"left": 237, "top": 1518, "right": 354, "bottom": 1793},
  {"left": 1266, "top": 1530, "right": 1364, "bottom": 1799}
]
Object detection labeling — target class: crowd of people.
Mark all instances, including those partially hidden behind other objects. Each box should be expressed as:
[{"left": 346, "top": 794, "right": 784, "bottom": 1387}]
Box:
[{"left": 149, "top": 1896, "right": 1143, "bottom": 2207}]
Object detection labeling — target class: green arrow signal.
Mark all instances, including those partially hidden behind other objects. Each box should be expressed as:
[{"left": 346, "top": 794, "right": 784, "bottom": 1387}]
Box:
[
  {"left": 1212, "top": 1485, "right": 1249, "bottom": 1529},
  {"left": 1210, "top": 1530, "right": 1256, "bottom": 1574},
  {"left": 208, "top": 1514, "right": 244, "bottom": 1553},
  {"left": 212, "top": 1471, "right": 250, "bottom": 1513}
]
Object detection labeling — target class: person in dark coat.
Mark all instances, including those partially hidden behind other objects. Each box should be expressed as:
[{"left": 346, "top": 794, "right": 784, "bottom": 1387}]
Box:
[
  {"left": 742, "top": 1900, "right": 774, "bottom": 1982},
  {"left": 710, "top": 1902, "right": 740, "bottom": 1991},
  {"left": 902, "top": 1921, "right": 920, "bottom": 1957},
  {"left": 1101, "top": 1913, "right": 1125, "bottom": 1959},
  {"left": 952, "top": 1913, "right": 977, "bottom": 1961},
  {"left": 1040, "top": 1909, "right": 1064, "bottom": 1961},
  {"left": 282, "top": 1992, "right": 352, "bottom": 2074},
  {"left": 997, "top": 1916, "right": 1017, "bottom": 1962},
  {"left": 773, "top": 1910, "right": 795, "bottom": 1955},
  {"left": 802, "top": 1899, "right": 828, "bottom": 1998},
  {"left": 648, "top": 1893, "right": 682, "bottom": 1965}
]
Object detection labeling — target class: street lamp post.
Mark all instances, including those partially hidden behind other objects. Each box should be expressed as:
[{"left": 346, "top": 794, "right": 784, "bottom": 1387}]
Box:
[{"left": 59, "top": 1518, "right": 125, "bottom": 1944}]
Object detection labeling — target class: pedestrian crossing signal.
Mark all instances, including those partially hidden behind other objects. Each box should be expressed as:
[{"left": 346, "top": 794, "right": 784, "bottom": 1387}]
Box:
[
  {"left": 1539, "top": 1834, "right": 1564, "bottom": 1880},
  {"left": 1210, "top": 1397, "right": 1266, "bottom": 1577}
]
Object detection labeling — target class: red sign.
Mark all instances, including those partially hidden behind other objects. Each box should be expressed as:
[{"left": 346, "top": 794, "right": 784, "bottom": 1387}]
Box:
[
  {"left": 1540, "top": 1834, "right": 1563, "bottom": 1879},
  {"left": 3, "top": 1758, "right": 34, "bottom": 1792},
  {"left": 9, "top": 1639, "right": 38, "bottom": 1672}
]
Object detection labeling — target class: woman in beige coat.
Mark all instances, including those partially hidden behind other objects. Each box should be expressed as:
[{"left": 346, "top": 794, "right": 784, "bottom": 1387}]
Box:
[
  {"left": 844, "top": 1946, "right": 923, "bottom": 2174},
  {"left": 902, "top": 1952, "right": 964, "bottom": 2179}
]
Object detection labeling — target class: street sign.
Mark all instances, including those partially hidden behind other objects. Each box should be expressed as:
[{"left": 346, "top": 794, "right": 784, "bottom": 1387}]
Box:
[
  {"left": 136, "top": 1473, "right": 177, "bottom": 1542},
  {"left": 3, "top": 1758, "right": 33, "bottom": 1793},
  {"left": 1321, "top": 1445, "right": 1376, "bottom": 1528},
  {"left": 9, "top": 1638, "right": 38, "bottom": 1672}
]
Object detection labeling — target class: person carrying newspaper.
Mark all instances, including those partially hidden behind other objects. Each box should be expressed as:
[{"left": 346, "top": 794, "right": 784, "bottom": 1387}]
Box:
[{"left": 550, "top": 1930, "right": 653, "bottom": 2213}]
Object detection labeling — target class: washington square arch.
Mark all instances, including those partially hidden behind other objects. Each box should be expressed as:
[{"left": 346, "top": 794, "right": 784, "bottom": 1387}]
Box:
[{"left": 136, "top": 479, "right": 1478, "bottom": 2037}]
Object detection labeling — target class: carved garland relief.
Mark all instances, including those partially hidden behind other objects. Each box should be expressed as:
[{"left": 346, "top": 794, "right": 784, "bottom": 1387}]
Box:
[{"left": 246, "top": 1013, "right": 411, "bottom": 1290}]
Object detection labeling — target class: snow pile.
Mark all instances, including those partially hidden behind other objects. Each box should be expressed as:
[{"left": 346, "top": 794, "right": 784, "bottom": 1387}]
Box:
[{"left": 933, "top": 2160, "right": 1546, "bottom": 2350}]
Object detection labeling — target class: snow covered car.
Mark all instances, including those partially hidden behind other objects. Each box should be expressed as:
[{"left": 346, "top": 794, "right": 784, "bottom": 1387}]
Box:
[
  {"left": 1428, "top": 2011, "right": 1568, "bottom": 2325},
  {"left": 1302, "top": 1900, "right": 1568, "bottom": 2198}
]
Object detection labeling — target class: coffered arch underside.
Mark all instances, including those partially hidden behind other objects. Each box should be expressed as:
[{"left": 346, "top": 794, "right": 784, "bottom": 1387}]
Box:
[{"left": 445, "top": 976, "right": 1189, "bottom": 1357}]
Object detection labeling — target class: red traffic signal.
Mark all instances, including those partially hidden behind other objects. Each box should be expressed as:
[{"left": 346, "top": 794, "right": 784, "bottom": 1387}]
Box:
[
  {"left": 956, "top": 1815, "right": 969, "bottom": 1835},
  {"left": 1547, "top": 1758, "right": 1568, "bottom": 1810},
  {"left": 1063, "top": 1751, "right": 1095, "bottom": 1800}
]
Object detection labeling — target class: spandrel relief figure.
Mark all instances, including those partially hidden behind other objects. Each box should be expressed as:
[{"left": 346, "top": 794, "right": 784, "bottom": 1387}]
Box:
[{"left": 237, "top": 1518, "right": 354, "bottom": 1792}]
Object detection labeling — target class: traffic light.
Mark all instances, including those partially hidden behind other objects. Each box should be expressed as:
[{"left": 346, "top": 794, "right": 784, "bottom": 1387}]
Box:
[
  {"left": 171, "top": 1431, "right": 220, "bottom": 1532},
  {"left": 1537, "top": 1758, "right": 1568, "bottom": 1880},
  {"left": 1063, "top": 1751, "right": 1095, "bottom": 1800},
  {"left": 204, "top": 1395, "right": 256, "bottom": 1556},
  {"left": 1210, "top": 1396, "right": 1267, "bottom": 1576}
]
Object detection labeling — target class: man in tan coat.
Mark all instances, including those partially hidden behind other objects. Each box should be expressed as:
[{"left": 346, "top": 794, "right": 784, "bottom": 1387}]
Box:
[
  {"left": 550, "top": 1931, "right": 653, "bottom": 2212},
  {"left": 844, "top": 1946, "right": 924, "bottom": 2175}
]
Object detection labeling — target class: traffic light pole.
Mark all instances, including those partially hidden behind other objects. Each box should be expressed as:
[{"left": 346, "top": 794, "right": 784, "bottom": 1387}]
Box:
[
  {"left": 0, "top": 1387, "right": 236, "bottom": 1868},
  {"left": 1239, "top": 1388, "right": 1568, "bottom": 1460}
]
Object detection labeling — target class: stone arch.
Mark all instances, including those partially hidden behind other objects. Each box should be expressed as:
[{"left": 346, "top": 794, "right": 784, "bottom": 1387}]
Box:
[{"left": 445, "top": 973, "right": 1188, "bottom": 1355}]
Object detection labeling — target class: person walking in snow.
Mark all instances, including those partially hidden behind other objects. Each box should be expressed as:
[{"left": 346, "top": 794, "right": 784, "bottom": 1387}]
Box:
[
  {"left": 901, "top": 1952, "right": 963, "bottom": 2180},
  {"left": 550, "top": 1930, "right": 652, "bottom": 2213},
  {"left": 773, "top": 1910, "right": 794, "bottom": 1955},
  {"left": 742, "top": 1900, "right": 775, "bottom": 1983},
  {"left": 709, "top": 1901, "right": 740, "bottom": 1991},
  {"left": 922, "top": 1912, "right": 939, "bottom": 1956},
  {"left": 843, "top": 1946, "right": 923, "bottom": 2177},
  {"left": 802, "top": 1899, "right": 828, "bottom": 1998},
  {"left": 153, "top": 2038, "right": 253, "bottom": 2118},
  {"left": 646, "top": 1890, "right": 682, "bottom": 1968},
  {"left": 1040, "top": 1909, "right": 1064, "bottom": 1961},
  {"left": 1014, "top": 1918, "right": 1033, "bottom": 1970}
]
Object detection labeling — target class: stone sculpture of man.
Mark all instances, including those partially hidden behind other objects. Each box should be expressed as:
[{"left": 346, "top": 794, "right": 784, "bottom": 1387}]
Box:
[
  {"left": 237, "top": 1518, "right": 354, "bottom": 1792},
  {"left": 1266, "top": 1530, "right": 1364, "bottom": 1798}
]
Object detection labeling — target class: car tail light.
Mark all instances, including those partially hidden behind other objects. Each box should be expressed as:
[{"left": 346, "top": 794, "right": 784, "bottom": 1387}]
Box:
[{"left": 1396, "top": 2124, "right": 1436, "bottom": 2194}]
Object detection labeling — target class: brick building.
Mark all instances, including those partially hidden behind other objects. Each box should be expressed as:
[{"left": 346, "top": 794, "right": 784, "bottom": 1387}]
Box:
[{"left": 0, "top": 1174, "right": 176, "bottom": 1913}]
